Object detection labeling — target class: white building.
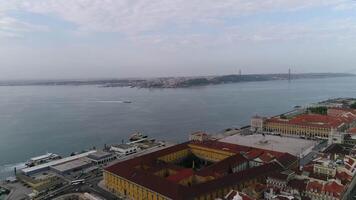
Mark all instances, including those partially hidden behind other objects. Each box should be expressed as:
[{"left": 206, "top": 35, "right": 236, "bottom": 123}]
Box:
[
  {"left": 250, "top": 116, "right": 265, "bottom": 132},
  {"left": 110, "top": 144, "right": 138, "bottom": 155},
  {"left": 87, "top": 151, "right": 116, "bottom": 165}
]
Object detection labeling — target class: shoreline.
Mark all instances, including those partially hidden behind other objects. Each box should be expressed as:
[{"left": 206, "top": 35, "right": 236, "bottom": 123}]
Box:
[{"left": 0, "top": 73, "right": 353, "bottom": 88}]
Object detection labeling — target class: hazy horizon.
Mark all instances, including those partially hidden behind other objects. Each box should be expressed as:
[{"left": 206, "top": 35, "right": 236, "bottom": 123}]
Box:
[
  {"left": 1, "top": 1, "right": 356, "bottom": 79},
  {"left": 0, "top": 71, "right": 354, "bottom": 82}
]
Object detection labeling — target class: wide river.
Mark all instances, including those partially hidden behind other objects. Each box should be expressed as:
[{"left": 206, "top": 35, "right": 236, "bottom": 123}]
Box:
[{"left": 1, "top": 76, "right": 356, "bottom": 178}]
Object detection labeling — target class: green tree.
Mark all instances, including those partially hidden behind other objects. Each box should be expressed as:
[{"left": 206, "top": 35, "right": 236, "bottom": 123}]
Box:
[
  {"left": 307, "top": 106, "right": 327, "bottom": 115},
  {"left": 350, "top": 102, "right": 356, "bottom": 109}
]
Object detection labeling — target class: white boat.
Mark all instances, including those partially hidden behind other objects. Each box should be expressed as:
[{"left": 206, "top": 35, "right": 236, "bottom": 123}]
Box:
[
  {"left": 129, "top": 132, "right": 148, "bottom": 141},
  {"left": 25, "top": 153, "right": 61, "bottom": 167}
]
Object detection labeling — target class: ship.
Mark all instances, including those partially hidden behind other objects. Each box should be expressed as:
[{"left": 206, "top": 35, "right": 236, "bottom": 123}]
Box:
[
  {"left": 25, "top": 153, "right": 61, "bottom": 167},
  {"left": 129, "top": 132, "right": 148, "bottom": 142}
]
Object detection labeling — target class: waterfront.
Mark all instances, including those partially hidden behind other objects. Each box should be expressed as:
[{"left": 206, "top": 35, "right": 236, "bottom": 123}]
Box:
[{"left": 1, "top": 76, "right": 356, "bottom": 179}]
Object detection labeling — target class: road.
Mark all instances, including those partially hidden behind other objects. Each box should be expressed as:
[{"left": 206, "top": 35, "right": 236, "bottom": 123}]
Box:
[
  {"left": 35, "top": 145, "right": 175, "bottom": 200},
  {"left": 38, "top": 175, "right": 121, "bottom": 200},
  {"left": 300, "top": 140, "right": 328, "bottom": 166}
]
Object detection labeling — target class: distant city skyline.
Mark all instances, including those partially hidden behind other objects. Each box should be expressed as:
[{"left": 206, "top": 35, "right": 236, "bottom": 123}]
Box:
[{"left": 1, "top": 0, "right": 356, "bottom": 79}]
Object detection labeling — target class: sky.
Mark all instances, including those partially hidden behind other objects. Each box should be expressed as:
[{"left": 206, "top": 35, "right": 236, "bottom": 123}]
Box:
[{"left": 1, "top": 0, "right": 356, "bottom": 79}]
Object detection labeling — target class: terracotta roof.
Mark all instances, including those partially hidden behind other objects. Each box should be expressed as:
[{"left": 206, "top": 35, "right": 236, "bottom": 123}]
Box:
[
  {"left": 268, "top": 172, "right": 288, "bottom": 181},
  {"left": 258, "top": 152, "right": 276, "bottom": 163},
  {"left": 225, "top": 190, "right": 255, "bottom": 200},
  {"left": 348, "top": 128, "right": 356, "bottom": 134},
  {"left": 273, "top": 195, "right": 295, "bottom": 200},
  {"left": 190, "top": 140, "right": 252, "bottom": 154},
  {"left": 345, "top": 156, "right": 355, "bottom": 166},
  {"left": 306, "top": 181, "right": 323, "bottom": 193},
  {"left": 328, "top": 107, "right": 356, "bottom": 115},
  {"left": 309, "top": 172, "right": 329, "bottom": 181},
  {"left": 287, "top": 179, "right": 307, "bottom": 192},
  {"left": 323, "top": 143, "right": 351, "bottom": 155},
  {"left": 198, "top": 154, "right": 248, "bottom": 176},
  {"left": 306, "top": 180, "right": 345, "bottom": 198},
  {"left": 302, "top": 164, "right": 314, "bottom": 174},
  {"left": 166, "top": 169, "right": 194, "bottom": 183},
  {"left": 336, "top": 171, "right": 352, "bottom": 184},
  {"left": 324, "top": 181, "right": 345, "bottom": 198},
  {"left": 254, "top": 183, "right": 267, "bottom": 192},
  {"left": 345, "top": 164, "right": 351, "bottom": 170},
  {"left": 191, "top": 141, "right": 285, "bottom": 158},
  {"left": 186, "top": 163, "right": 282, "bottom": 197},
  {"left": 276, "top": 153, "right": 298, "bottom": 169},
  {"left": 266, "top": 114, "right": 350, "bottom": 129},
  {"left": 245, "top": 150, "right": 264, "bottom": 160},
  {"left": 104, "top": 140, "right": 296, "bottom": 200}
]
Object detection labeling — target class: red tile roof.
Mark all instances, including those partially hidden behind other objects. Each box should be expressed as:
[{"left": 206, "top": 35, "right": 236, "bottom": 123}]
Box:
[
  {"left": 287, "top": 179, "right": 307, "bottom": 192},
  {"left": 190, "top": 140, "right": 252, "bottom": 154},
  {"left": 245, "top": 150, "right": 264, "bottom": 160},
  {"left": 104, "top": 140, "right": 292, "bottom": 200},
  {"left": 328, "top": 107, "right": 356, "bottom": 116},
  {"left": 306, "top": 180, "right": 345, "bottom": 198},
  {"left": 273, "top": 195, "right": 296, "bottom": 200},
  {"left": 198, "top": 154, "right": 248, "bottom": 176},
  {"left": 225, "top": 190, "right": 255, "bottom": 200},
  {"left": 266, "top": 114, "right": 350, "bottom": 129},
  {"left": 345, "top": 156, "right": 355, "bottom": 166},
  {"left": 306, "top": 181, "right": 323, "bottom": 193},
  {"left": 268, "top": 172, "right": 288, "bottom": 181},
  {"left": 349, "top": 128, "right": 356, "bottom": 134},
  {"left": 336, "top": 171, "right": 352, "bottom": 184},
  {"left": 258, "top": 152, "right": 276, "bottom": 163},
  {"left": 167, "top": 169, "right": 194, "bottom": 183},
  {"left": 323, "top": 143, "right": 351, "bottom": 155},
  {"left": 324, "top": 181, "right": 345, "bottom": 198},
  {"left": 302, "top": 164, "right": 314, "bottom": 174},
  {"left": 191, "top": 140, "right": 285, "bottom": 158}
]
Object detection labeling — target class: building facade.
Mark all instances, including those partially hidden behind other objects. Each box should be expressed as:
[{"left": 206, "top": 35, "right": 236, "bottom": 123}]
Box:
[{"left": 103, "top": 140, "right": 298, "bottom": 200}]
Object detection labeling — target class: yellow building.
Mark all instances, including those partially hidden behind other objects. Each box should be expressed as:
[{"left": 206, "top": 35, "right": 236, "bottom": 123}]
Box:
[
  {"left": 263, "top": 114, "right": 349, "bottom": 139},
  {"left": 103, "top": 140, "right": 298, "bottom": 200}
]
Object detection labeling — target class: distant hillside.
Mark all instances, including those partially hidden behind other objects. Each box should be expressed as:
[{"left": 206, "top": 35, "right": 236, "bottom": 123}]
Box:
[
  {"left": 133, "top": 73, "right": 355, "bottom": 88},
  {"left": 0, "top": 73, "right": 354, "bottom": 88}
]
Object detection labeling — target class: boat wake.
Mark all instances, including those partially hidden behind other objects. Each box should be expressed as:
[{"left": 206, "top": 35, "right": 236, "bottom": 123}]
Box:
[
  {"left": 93, "top": 100, "right": 132, "bottom": 104},
  {"left": 0, "top": 162, "right": 26, "bottom": 178},
  {"left": 0, "top": 162, "right": 26, "bottom": 173}
]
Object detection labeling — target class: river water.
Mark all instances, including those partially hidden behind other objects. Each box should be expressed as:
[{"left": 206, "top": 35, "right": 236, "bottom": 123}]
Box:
[{"left": 1, "top": 76, "right": 356, "bottom": 178}]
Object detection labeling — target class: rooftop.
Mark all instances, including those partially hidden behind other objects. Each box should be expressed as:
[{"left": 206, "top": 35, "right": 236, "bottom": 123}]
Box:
[
  {"left": 266, "top": 114, "right": 350, "bottom": 129},
  {"left": 21, "top": 150, "right": 96, "bottom": 174},
  {"left": 105, "top": 140, "right": 297, "bottom": 199},
  {"left": 348, "top": 128, "right": 356, "bottom": 134},
  {"left": 111, "top": 144, "right": 134, "bottom": 149},
  {"left": 323, "top": 143, "right": 352, "bottom": 155},
  {"left": 225, "top": 190, "right": 255, "bottom": 200},
  {"left": 87, "top": 150, "right": 113, "bottom": 160},
  {"left": 51, "top": 157, "right": 92, "bottom": 173}
]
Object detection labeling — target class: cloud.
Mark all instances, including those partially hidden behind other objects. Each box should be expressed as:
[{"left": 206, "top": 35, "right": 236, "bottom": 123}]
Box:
[
  {"left": 0, "top": 14, "right": 48, "bottom": 38},
  {"left": 0, "top": 1, "right": 49, "bottom": 38},
  {"left": 0, "top": 0, "right": 354, "bottom": 39},
  {"left": 13, "top": 0, "right": 353, "bottom": 34}
]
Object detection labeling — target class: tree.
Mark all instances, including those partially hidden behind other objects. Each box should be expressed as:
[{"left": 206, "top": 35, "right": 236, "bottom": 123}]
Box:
[
  {"left": 307, "top": 106, "right": 327, "bottom": 115},
  {"left": 351, "top": 102, "right": 356, "bottom": 109}
]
